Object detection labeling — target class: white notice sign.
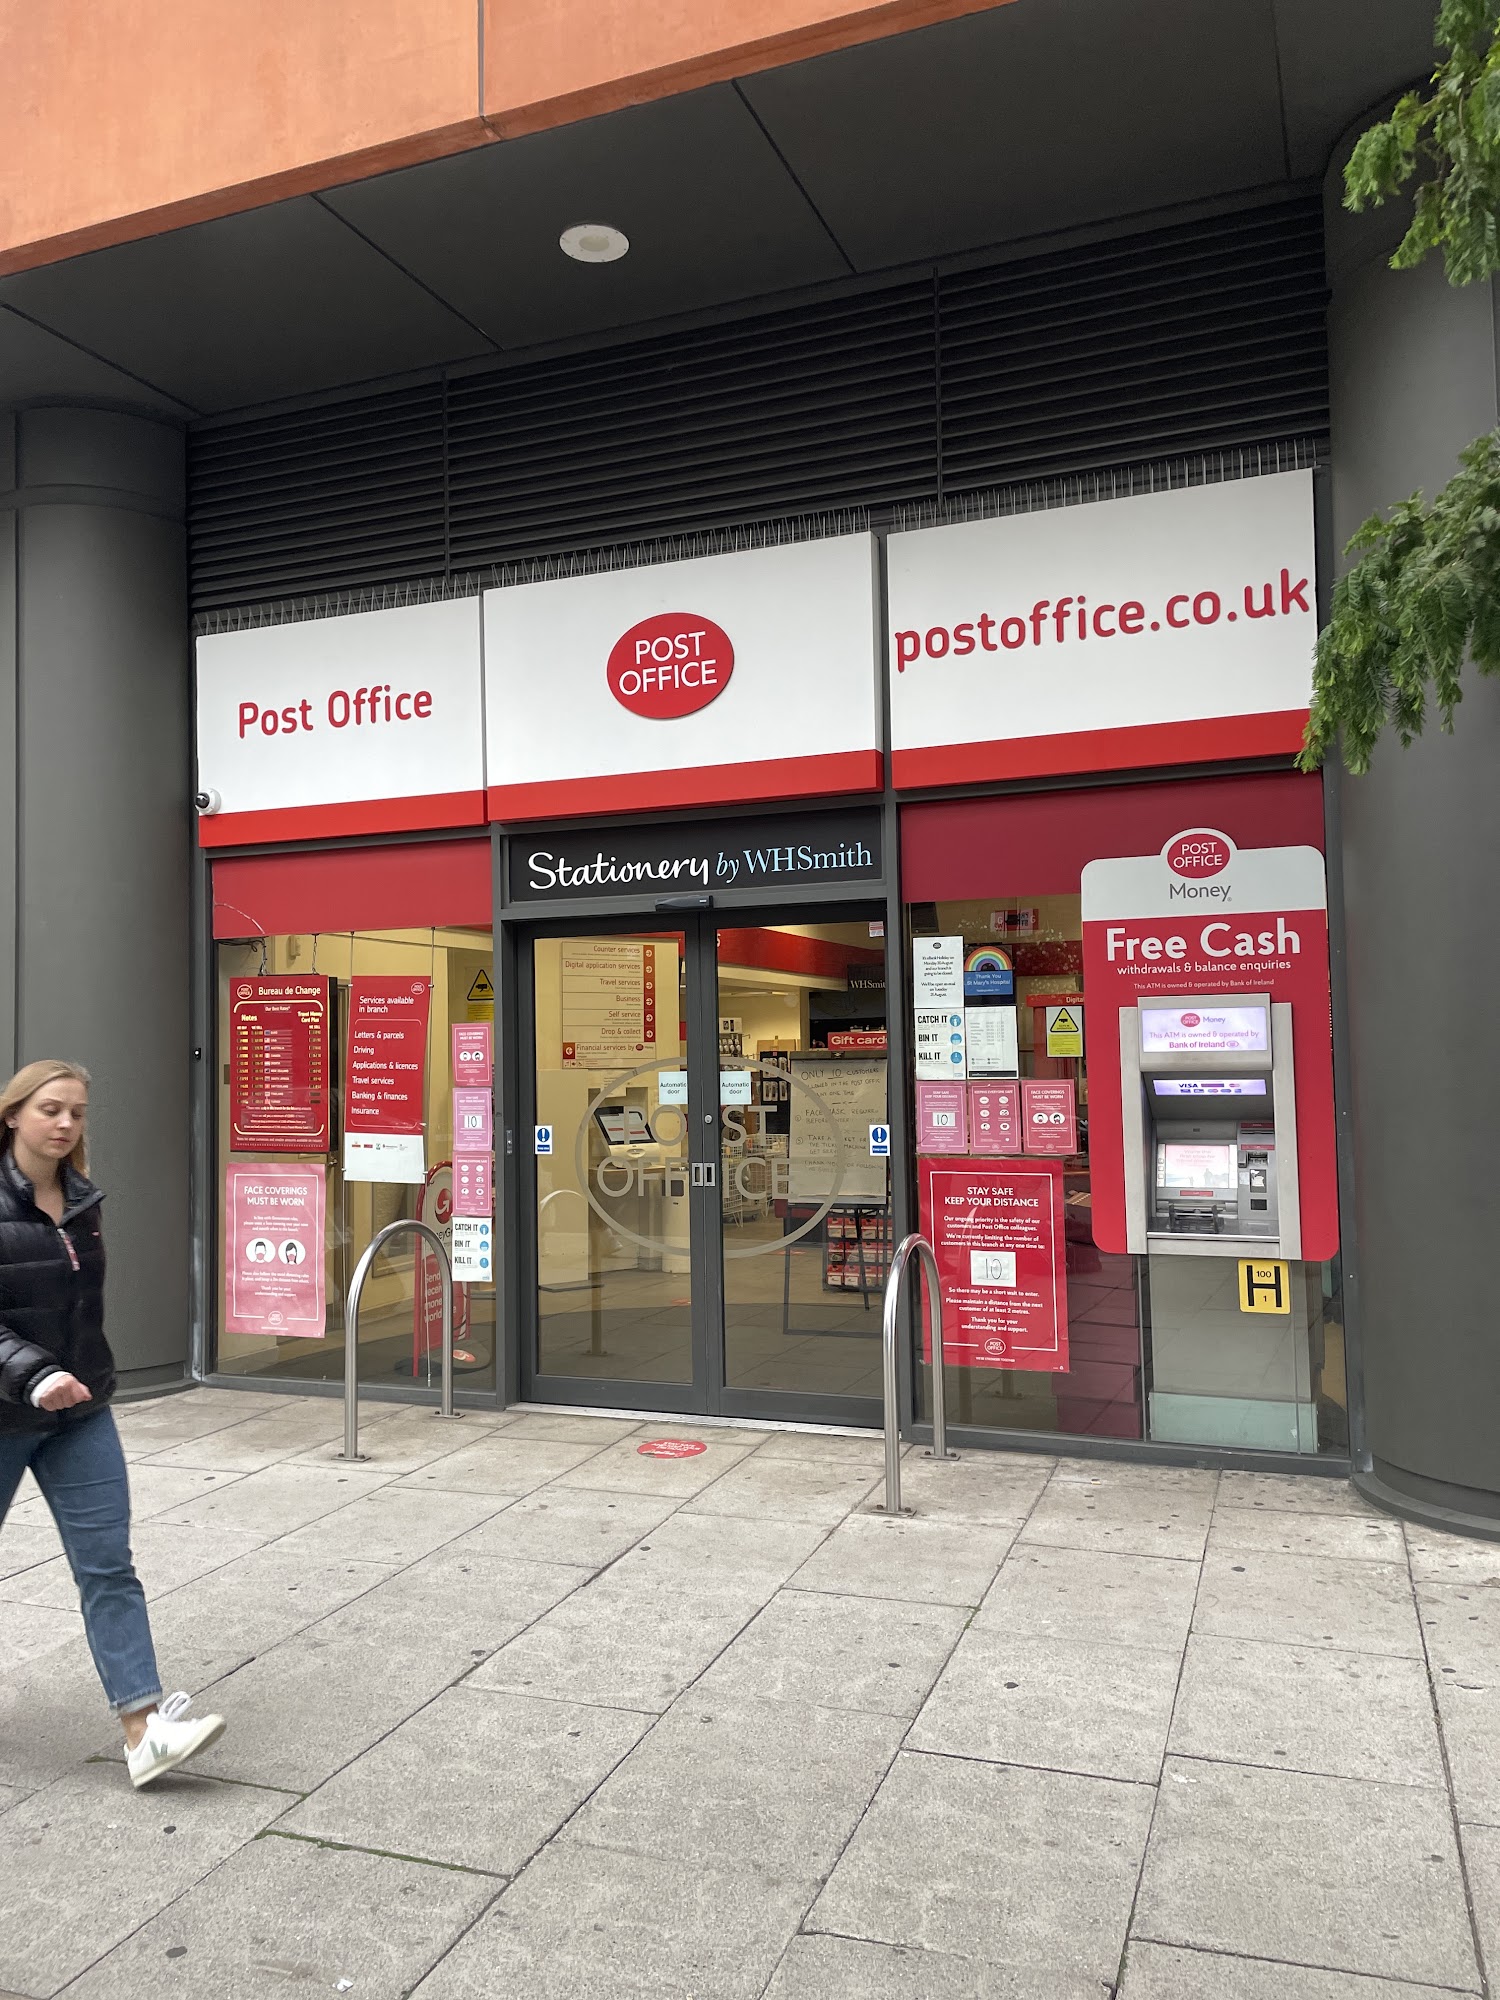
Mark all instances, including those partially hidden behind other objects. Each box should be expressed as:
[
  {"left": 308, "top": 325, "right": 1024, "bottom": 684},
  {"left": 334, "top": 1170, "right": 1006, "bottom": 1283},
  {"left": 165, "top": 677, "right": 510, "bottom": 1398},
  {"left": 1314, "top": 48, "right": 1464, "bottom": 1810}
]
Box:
[
  {"left": 914, "top": 1009, "right": 967, "bottom": 1080},
  {"left": 913, "top": 937, "right": 964, "bottom": 1008}
]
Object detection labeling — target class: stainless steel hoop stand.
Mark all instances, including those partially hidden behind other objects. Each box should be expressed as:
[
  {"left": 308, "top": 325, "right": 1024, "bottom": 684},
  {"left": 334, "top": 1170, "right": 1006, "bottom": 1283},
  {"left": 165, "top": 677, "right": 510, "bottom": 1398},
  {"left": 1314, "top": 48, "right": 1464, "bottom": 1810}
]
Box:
[
  {"left": 341, "top": 1218, "right": 460, "bottom": 1462},
  {"left": 878, "top": 1232, "right": 957, "bottom": 1515}
]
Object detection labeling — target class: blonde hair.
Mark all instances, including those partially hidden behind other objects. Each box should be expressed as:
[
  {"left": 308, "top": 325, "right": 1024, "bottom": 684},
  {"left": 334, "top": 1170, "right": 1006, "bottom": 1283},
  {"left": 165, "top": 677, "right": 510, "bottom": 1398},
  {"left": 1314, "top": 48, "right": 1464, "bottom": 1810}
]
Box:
[{"left": 0, "top": 1060, "right": 92, "bottom": 1174}]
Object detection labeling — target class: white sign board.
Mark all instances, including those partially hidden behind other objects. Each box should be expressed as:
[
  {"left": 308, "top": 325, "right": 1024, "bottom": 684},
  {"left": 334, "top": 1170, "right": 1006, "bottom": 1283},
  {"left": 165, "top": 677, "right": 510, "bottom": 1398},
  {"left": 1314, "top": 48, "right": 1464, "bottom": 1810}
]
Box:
[
  {"left": 789, "top": 1056, "right": 887, "bottom": 1203},
  {"left": 484, "top": 535, "right": 880, "bottom": 819},
  {"left": 195, "top": 598, "right": 485, "bottom": 846},
  {"left": 888, "top": 471, "right": 1317, "bottom": 785}
]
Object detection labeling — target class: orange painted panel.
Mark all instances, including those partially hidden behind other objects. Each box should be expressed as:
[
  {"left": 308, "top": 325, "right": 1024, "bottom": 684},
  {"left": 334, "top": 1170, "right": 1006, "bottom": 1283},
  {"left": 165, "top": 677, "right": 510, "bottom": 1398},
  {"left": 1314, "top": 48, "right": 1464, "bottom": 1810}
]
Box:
[
  {"left": 483, "top": 0, "right": 1018, "bottom": 134},
  {"left": 0, "top": 0, "right": 483, "bottom": 269}
]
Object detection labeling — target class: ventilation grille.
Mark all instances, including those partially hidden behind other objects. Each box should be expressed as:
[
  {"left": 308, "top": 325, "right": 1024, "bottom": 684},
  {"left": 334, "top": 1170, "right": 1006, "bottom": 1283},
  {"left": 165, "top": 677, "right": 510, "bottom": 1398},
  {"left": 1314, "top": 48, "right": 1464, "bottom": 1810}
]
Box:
[{"left": 188, "top": 199, "right": 1327, "bottom": 617}]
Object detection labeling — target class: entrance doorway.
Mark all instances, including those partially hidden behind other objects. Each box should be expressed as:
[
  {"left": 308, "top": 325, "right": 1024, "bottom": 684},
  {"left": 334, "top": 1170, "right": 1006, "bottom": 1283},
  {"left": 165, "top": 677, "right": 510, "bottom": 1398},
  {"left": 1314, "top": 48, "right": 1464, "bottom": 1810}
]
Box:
[{"left": 522, "top": 907, "right": 890, "bottom": 1423}]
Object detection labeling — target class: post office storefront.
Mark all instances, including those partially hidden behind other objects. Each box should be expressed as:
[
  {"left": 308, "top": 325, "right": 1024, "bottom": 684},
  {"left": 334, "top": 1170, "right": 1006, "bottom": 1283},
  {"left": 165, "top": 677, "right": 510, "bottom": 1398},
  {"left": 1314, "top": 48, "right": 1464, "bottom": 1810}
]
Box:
[{"left": 196, "top": 466, "right": 1350, "bottom": 1468}]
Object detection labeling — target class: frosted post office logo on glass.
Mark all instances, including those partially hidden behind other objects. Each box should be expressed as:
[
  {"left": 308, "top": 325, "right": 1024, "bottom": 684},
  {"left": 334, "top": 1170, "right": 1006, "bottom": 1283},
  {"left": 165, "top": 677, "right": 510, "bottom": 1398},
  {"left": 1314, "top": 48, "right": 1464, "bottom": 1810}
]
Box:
[{"left": 607, "top": 613, "right": 735, "bottom": 718}]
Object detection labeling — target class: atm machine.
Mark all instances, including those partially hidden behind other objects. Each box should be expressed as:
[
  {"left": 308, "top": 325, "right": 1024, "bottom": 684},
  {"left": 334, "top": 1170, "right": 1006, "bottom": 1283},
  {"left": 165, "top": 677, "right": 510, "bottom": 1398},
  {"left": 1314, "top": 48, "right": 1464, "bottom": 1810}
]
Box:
[
  {"left": 588, "top": 1096, "right": 690, "bottom": 1274},
  {"left": 1118, "top": 993, "right": 1301, "bottom": 1259}
]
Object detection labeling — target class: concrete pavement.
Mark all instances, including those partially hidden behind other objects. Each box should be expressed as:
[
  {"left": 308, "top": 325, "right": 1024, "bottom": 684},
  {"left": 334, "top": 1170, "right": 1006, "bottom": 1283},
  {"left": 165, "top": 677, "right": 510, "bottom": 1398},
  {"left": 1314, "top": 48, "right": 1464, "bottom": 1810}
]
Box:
[{"left": 0, "top": 1388, "right": 1496, "bottom": 1997}]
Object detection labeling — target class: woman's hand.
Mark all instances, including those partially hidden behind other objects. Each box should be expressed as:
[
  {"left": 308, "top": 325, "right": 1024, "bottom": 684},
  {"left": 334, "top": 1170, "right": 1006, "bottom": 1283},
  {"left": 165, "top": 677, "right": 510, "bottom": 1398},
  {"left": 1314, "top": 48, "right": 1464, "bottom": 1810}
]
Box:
[{"left": 37, "top": 1373, "right": 92, "bottom": 1411}]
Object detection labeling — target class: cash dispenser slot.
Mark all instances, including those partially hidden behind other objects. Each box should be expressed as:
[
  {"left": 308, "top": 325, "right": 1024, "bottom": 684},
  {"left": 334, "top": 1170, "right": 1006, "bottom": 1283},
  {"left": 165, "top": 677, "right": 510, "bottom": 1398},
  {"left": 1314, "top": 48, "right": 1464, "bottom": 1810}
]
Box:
[{"left": 1119, "top": 992, "right": 1301, "bottom": 1260}]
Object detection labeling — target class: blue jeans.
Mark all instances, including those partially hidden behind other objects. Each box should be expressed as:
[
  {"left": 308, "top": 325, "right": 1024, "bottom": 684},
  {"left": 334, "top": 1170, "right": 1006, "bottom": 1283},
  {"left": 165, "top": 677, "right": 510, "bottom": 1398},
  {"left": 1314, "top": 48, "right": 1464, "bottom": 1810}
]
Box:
[{"left": 0, "top": 1408, "right": 162, "bottom": 1715}]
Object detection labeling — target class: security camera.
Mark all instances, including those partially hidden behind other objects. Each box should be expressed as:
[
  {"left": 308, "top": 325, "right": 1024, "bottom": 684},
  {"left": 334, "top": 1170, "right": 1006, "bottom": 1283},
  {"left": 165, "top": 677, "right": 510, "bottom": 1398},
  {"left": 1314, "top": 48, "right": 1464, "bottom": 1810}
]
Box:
[{"left": 194, "top": 788, "right": 222, "bottom": 815}]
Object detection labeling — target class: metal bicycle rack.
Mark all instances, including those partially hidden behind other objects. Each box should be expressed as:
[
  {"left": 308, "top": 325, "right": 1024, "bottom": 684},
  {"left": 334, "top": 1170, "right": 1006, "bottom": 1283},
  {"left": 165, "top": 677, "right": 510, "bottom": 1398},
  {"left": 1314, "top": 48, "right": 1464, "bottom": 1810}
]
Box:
[
  {"left": 341, "top": 1219, "right": 460, "bottom": 1462},
  {"left": 879, "top": 1232, "right": 957, "bottom": 1515}
]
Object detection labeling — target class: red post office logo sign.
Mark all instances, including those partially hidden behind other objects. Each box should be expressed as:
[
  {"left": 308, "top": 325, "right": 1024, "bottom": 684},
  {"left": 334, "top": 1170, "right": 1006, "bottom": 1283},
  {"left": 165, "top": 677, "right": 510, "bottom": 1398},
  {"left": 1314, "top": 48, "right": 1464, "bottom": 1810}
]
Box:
[
  {"left": 607, "top": 614, "right": 734, "bottom": 718},
  {"left": 1165, "top": 829, "right": 1233, "bottom": 878}
]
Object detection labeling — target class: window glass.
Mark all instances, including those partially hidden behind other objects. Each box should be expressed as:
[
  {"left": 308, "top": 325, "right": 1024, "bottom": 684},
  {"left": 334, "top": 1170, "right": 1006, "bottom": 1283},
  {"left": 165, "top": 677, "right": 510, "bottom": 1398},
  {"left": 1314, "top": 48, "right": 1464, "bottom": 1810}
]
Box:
[{"left": 214, "top": 927, "right": 495, "bottom": 1394}]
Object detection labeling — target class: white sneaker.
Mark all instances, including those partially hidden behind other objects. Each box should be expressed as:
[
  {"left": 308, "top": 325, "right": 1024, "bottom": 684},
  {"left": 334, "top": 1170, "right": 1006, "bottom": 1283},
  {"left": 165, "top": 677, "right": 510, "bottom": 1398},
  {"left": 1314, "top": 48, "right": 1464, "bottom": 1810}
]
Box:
[{"left": 126, "top": 1692, "right": 227, "bottom": 1789}]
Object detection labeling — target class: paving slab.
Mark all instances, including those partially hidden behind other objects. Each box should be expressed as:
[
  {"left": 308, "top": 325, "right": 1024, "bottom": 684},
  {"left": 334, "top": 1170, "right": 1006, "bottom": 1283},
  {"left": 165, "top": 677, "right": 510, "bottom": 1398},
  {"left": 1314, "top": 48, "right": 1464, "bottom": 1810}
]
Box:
[
  {"left": 1214, "top": 1472, "right": 1376, "bottom": 1517},
  {"left": 119, "top": 1462, "right": 251, "bottom": 1518},
  {"left": 1133, "top": 1756, "right": 1480, "bottom": 1989},
  {"left": 292, "top": 1406, "right": 487, "bottom": 1474},
  {"left": 0, "top": 1597, "right": 82, "bottom": 1664},
  {"left": 1168, "top": 1633, "right": 1445, "bottom": 1787},
  {"left": 1417, "top": 1579, "right": 1500, "bottom": 1674},
  {"left": 1021, "top": 1464, "right": 1215, "bottom": 1561},
  {"left": 976, "top": 1543, "right": 1200, "bottom": 1653},
  {"left": 1430, "top": 1659, "right": 1500, "bottom": 1827},
  {"left": 755, "top": 1428, "right": 891, "bottom": 1465},
  {"left": 281, "top": 1683, "right": 651, "bottom": 1874},
  {"left": 1119, "top": 1941, "right": 1465, "bottom": 1999},
  {"left": 809, "top": 1749, "right": 1154, "bottom": 1977},
  {"left": 789, "top": 1511, "right": 1018, "bottom": 1607},
  {"left": 0, "top": 1648, "right": 131, "bottom": 1792},
  {"left": 696, "top": 1588, "right": 967, "bottom": 1718},
  {"left": 408, "top": 1837, "right": 813, "bottom": 2000},
  {"left": 139, "top": 1550, "right": 398, "bottom": 1690},
  {"left": 910, "top": 1627, "right": 1180, "bottom": 1782},
  {"left": 154, "top": 1460, "right": 395, "bottom": 1542},
  {"left": 553, "top": 1432, "right": 756, "bottom": 1498},
  {"left": 194, "top": 1550, "right": 589, "bottom": 1790},
  {"left": 610, "top": 1508, "right": 830, "bottom": 1595},
  {"left": 0, "top": 1761, "right": 285, "bottom": 1996},
  {"left": 0, "top": 1519, "right": 63, "bottom": 1580},
  {"left": 139, "top": 1398, "right": 358, "bottom": 1470},
  {"left": 274, "top": 1482, "right": 510, "bottom": 1565},
  {"left": 1208, "top": 1507, "right": 1406, "bottom": 1564},
  {"left": 764, "top": 1935, "right": 1103, "bottom": 1998},
  {"left": 470, "top": 1570, "right": 765, "bottom": 1712},
  {"left": 1195, "top": 1549, "right": 1423, "bottom": 1657},
  {"left": 110, "top": 1393, "right": 277, "bottom": 1452},
  {"left": 395, "top": 1434, "right": 609, "bottom": 1496},
  {"left": 682, "top": 1450, "right": 881, "bottom": 1524},
  {"left": 1406, "top": 1528, "right": 1500, "bottom": 1587},
  {"left": 5, "top": 1519, "right": 265, "bottom": 1608},
  {"left": 571, "top": 1692, "right": 904, "bottom": 1876},
  {"left": 63, "top": 1825, "right": 497, "bottom": 2000},
  {"left": 881, "top": 1451, "right": 1053, "bottom": 1524},
  {"left": 497, "top": 1412, "right": 644, "bottom": 1442},
  {"left": 1461, "top": 1821, "right": 1500, "bottom": 1985},
  {"left": 447, "top": 1485, "right": 677, "bottom": 1570}
]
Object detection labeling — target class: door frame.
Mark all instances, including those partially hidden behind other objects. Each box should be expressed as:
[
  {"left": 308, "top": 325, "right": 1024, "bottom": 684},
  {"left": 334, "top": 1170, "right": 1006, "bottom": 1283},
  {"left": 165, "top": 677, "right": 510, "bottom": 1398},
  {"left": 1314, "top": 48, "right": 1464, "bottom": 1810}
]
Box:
[{"left": 509, "top": 900, "right": 890, "bottom": 1423}]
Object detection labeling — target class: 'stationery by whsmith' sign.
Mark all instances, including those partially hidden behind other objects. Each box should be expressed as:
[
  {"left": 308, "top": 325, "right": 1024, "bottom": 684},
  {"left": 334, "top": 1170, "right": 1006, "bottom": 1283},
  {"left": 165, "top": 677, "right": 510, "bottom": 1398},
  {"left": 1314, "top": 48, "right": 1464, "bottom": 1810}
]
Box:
[{"left": 507, "top": 809, "right": 883, "bottom": 903}]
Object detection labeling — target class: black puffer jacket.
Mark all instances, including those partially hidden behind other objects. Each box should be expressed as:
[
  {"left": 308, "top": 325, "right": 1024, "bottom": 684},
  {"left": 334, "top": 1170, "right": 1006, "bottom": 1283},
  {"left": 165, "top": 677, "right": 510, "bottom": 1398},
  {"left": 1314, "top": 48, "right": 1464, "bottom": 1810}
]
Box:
[{"left": 0, "top": 1150, "right": 111, "bottom": 1436}]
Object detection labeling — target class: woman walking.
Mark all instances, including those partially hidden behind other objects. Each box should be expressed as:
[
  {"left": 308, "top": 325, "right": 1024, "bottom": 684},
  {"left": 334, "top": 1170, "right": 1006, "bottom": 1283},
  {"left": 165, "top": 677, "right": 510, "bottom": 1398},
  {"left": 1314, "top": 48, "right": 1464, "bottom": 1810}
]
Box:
[{"left": 0, "top": 1060, "right": 225, "bottom": 1787}]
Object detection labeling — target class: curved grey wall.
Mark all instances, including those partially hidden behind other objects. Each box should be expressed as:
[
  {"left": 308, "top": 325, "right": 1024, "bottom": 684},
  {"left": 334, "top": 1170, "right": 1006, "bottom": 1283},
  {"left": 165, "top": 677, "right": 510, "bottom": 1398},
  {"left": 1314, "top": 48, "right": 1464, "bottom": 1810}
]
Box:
[
  {"left": 1326, "top": 153, "right": 1500, "bottom": 1531},
  {"left": 0, "top": 407, "right": 191, "bottom": 1393}
]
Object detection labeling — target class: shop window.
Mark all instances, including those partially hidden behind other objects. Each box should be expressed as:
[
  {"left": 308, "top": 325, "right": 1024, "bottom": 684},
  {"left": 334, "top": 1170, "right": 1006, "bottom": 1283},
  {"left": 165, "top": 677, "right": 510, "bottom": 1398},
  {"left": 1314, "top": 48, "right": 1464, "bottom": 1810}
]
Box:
[
  {"left": 212, "top": 841, "right": 493, "bottom": 1395},
  {"left": 902, "top": 775, "right": 1346, "bottom": 1457}
]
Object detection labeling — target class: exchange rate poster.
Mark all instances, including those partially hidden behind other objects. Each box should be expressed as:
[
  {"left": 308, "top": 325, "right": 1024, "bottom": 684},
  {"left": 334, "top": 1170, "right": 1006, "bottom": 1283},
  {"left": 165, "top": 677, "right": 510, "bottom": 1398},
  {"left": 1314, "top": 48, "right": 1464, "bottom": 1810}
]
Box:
[
  {"left": 919, "top": 1157, "right": 1068, "bottom": 1372},
  {"left": 225, "top": 1164, "right": 326, "bottom": 1337},
  {"left": 344, "top": 976, "right": 431, "bottom": 1183},
  {"left": 228, "top": 976, "right": 332, "bottom": 1153}
]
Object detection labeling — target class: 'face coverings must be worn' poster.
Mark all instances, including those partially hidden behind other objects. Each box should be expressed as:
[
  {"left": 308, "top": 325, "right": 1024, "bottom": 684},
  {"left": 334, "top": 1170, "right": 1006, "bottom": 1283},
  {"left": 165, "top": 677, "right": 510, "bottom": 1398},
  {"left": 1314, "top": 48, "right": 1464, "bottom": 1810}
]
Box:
[{"left": 225, "top": 1164, "right": 326, "bottom": 1337}]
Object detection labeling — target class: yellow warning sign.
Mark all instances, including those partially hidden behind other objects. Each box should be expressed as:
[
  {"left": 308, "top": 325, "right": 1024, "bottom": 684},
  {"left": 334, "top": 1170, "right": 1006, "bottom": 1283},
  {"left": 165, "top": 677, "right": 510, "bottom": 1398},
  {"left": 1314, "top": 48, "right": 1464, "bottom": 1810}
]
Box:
[
  {"left": 466, "top": 967, "right": 495, "bottom": 1023},
  {"left": 1045, "top": 1003, "right": 1084, "bottom": 1059},
  {"left": 1238, "top": 1260, "right": 1291, "bottom": 1314}
]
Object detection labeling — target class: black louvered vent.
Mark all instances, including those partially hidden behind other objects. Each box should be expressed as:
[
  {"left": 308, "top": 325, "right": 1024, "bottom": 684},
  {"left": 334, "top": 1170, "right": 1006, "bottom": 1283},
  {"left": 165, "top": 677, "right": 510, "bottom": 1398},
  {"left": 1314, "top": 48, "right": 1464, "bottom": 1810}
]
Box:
[
  {"left": 938, "top": 203, "right": 1328, "bottom": 490},
  {"left": 447, "top": 282, "right": 936, "bottom": 572},
  {"left": 189, "top": 383, "right": 446, "bottom": 612},
  {"left": 187, "top": 198, "right": 1326, "bottom": 616}
]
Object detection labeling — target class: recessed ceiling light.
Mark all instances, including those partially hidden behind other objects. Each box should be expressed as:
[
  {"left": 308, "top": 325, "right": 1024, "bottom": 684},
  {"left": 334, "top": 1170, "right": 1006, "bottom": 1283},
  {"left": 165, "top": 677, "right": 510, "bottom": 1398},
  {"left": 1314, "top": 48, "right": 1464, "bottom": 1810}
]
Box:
[{"left": 560, "top": 223, "right": 630, "bottom": 264}]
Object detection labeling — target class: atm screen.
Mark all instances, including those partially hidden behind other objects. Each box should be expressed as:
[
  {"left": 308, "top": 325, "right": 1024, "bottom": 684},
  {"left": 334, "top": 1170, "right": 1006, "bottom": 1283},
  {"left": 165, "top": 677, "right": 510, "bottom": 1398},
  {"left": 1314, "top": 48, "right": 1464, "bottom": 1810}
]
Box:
[
  {"left": 1151, "top": 1079, "right": 1268, "bottom": 1098},
  {"left": 1140, "top": 1004, "right": 1269, "bottom": 1055},
  {"left": 593, "top": 1104, "right": 656, "bottom": 1146},
  {"left": 1156, "top": 1141, "right": 1236, "bottom": 1194}
]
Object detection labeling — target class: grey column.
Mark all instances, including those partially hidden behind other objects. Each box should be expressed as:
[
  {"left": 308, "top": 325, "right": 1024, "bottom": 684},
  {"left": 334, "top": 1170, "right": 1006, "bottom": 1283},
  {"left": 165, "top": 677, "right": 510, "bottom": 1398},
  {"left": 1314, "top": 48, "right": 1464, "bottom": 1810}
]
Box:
[
  {"left": 0, "top": 407, "right": 191, "bottom": 1395},
  {"left": 1325, "top": 139, "right": 1500, "bottom": 1536}
]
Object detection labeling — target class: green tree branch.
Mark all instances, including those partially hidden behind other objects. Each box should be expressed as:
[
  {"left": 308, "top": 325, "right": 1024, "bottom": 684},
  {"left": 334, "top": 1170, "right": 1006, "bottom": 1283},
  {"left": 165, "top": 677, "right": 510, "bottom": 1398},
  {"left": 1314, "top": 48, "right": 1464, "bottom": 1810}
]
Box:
[{"left": 1300, "top": 0, "right": 1500, "bottom": 772}]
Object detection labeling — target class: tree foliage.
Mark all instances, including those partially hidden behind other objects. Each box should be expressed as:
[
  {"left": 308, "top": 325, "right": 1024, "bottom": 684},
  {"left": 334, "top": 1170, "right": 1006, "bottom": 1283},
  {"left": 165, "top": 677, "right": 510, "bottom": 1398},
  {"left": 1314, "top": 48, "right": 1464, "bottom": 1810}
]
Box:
[{"left": 1301, "top": 0, "right": 1500, "bottom": 771}]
